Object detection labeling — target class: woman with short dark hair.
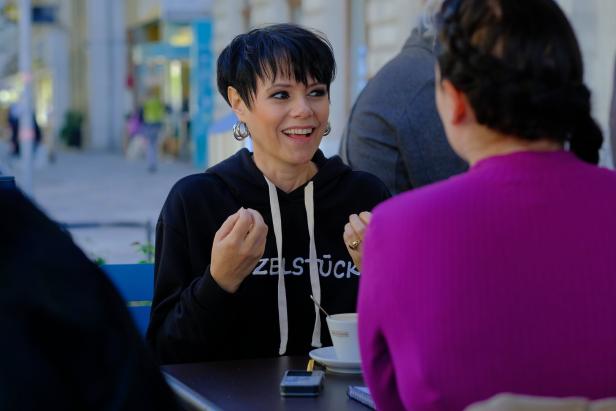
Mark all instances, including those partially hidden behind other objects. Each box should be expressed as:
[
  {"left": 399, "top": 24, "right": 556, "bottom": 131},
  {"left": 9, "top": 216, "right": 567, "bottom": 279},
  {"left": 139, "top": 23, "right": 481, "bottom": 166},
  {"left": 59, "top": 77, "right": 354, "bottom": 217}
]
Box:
[
  {"left": 148, "top": 24, "right": 389, "bottom": 364},
  {"left": 358, "top": 1, "right": 616, "bottom": 410}
]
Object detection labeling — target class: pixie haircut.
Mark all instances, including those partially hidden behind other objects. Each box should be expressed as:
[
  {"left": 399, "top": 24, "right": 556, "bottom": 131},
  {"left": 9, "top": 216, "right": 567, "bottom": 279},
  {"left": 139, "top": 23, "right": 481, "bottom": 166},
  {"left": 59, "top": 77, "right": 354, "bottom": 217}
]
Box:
[
  {"left": 437, "top": 0, "right": 603, "bottom": 164},
  {"left": 217, "top": 23, "right": 336, "bottom": 109}
]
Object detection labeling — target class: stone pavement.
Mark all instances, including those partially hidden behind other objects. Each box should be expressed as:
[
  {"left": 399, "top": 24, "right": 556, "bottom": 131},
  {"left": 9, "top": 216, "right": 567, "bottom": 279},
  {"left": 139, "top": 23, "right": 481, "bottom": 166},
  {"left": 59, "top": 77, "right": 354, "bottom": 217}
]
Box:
[{"left": 2, "top": 145, "right": 198, "bottom": 264}]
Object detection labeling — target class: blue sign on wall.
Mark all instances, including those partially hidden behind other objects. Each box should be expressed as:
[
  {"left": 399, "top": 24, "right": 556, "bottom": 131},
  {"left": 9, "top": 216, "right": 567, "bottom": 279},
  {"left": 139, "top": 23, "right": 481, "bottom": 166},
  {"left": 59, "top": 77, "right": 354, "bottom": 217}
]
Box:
[
  {"left": 32, "top": 5, "right": 57, "bottom": 23},
  {"left": 190, "top": 19, "right": 213, "bottom": 169}
]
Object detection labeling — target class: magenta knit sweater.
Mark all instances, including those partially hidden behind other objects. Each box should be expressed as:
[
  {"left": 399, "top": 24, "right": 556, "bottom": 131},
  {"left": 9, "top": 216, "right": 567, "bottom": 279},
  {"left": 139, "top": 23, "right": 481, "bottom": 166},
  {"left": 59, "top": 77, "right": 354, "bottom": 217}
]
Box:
[{"left": 359, "top": 150, "right": 616, "bottom": 411}]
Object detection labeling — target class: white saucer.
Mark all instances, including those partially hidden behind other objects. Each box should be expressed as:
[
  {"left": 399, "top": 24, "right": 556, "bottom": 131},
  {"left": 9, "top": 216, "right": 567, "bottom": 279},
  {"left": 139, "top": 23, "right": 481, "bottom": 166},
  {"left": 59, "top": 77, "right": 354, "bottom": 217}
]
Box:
[{"left": 309, "top": 346, "right": 362, "bottom": 374}]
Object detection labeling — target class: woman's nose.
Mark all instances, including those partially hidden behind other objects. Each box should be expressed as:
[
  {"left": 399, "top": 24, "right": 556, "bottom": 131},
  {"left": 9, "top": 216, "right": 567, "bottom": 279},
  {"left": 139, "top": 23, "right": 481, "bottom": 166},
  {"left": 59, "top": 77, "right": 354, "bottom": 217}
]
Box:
[{"left": 290, "top": 97, "right": 313, "bottom": 118}]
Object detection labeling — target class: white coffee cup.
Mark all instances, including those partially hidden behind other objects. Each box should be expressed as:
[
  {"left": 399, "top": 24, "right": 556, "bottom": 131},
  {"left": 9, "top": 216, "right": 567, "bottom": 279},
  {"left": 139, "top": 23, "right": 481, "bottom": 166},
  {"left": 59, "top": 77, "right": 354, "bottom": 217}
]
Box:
[{"left": 326, "top": 313, "right": 360, "bottom": 362}]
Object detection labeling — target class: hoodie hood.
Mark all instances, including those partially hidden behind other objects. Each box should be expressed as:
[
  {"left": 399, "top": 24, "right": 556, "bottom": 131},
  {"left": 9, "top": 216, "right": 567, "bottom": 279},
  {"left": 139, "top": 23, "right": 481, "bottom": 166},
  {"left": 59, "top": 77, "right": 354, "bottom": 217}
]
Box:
[{"left": 207, "top": 148, "right": 352, "bottom": 206}]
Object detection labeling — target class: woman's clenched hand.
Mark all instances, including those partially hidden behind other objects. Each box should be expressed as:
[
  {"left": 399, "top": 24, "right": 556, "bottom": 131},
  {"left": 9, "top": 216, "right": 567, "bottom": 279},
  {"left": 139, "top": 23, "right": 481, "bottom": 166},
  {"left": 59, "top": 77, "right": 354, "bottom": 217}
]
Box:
[{"left": 210, "top": 207, "right": 268, "bottom": 293}]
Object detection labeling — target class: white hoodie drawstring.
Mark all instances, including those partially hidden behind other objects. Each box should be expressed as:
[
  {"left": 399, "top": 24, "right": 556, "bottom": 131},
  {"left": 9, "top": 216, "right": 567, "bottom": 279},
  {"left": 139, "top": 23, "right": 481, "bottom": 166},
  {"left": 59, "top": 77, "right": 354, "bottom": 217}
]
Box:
[
  {"left": 304, "top": 182, "right": 322, "bottom": 348},
  {"left": 264, "top": 178, "right": 322, "bottom": 355},
  {"left": 265, "top": 177, "right": 287, "bottom": 355}
]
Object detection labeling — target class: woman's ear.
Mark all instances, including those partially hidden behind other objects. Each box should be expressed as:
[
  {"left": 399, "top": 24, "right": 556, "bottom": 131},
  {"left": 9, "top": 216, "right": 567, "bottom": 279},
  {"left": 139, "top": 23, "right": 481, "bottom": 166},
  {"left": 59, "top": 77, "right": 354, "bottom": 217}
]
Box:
[
  {"left": 228, "top": 87, "right": 248, "bottom": 119},
  {"left": 440, "top": 79, "right": 468, "bottom": 125}
]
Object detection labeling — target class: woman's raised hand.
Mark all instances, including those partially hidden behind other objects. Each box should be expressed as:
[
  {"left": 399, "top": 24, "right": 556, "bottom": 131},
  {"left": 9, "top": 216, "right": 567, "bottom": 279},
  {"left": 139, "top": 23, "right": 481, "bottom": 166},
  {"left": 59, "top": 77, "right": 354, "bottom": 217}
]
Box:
[
  {"left": 344, "top": 211, "right": 372, "bottom": 271},
  {"left": 210, "top": 207, "right": 268, "bottom": 293}
]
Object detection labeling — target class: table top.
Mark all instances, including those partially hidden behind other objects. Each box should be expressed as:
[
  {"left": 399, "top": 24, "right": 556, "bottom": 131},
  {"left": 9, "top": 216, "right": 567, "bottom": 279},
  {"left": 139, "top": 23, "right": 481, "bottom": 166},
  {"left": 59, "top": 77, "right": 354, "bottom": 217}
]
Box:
[{"left": 162, "top": 356, "right": 369, "bottom": 411}]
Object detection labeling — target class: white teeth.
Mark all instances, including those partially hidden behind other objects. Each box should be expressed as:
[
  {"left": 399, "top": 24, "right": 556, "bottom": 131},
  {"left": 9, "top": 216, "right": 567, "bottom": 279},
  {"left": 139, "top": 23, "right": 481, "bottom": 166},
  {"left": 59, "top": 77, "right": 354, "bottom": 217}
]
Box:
[{"left": 283, "top": 128, "right": 313, "bottom": 135}]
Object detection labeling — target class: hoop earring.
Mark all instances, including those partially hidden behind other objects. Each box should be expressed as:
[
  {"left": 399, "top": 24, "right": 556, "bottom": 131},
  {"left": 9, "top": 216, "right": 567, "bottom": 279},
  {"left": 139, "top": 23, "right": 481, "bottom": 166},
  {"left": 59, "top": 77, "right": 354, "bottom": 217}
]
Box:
[
  {"left": 232, "top": 121, "right": 251, "bottom": 141},
  {"left": 323, "top": 122, "right": 331, "bottom": 136}
]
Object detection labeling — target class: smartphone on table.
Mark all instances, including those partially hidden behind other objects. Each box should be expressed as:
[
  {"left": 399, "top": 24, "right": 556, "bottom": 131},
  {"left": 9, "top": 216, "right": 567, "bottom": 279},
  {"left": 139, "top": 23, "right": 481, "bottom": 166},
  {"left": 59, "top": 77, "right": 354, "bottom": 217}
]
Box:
[{"left": 279, "top": 370, "right": 325, "bottom": 397}]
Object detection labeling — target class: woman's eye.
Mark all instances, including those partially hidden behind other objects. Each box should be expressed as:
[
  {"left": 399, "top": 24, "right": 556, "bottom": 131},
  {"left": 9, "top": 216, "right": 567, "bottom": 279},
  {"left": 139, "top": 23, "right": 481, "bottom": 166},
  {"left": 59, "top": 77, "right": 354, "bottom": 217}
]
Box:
[
  {"left": 309, "top": 88, "right": 327, "bottom": 97},
  {"left": 271, "top": 91, "right": 289, "bottom": 99}
]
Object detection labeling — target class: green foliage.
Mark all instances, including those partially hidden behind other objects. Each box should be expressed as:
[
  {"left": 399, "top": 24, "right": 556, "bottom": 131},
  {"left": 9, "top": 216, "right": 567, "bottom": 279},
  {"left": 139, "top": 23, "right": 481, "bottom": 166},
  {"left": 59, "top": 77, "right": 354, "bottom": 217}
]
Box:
[
  {"left": 93, "top": 256, "right": 106, "bottom": 266},
  {"left": 132, "top": 241, "right": 154, "bottom": 264},
  {"left": 60, "top": 110, "right": 84, "bottom": 147}
]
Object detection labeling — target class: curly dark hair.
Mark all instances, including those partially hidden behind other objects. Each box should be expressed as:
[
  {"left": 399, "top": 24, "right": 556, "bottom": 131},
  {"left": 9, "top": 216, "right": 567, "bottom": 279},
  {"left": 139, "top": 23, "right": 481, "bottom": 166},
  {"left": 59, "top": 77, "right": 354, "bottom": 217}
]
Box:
[
  {"left": 217, "top": 24, "right": 336, "bottom": 109},
  {"left": 436, "top": 0, "right": 603, "bottom": 164}
]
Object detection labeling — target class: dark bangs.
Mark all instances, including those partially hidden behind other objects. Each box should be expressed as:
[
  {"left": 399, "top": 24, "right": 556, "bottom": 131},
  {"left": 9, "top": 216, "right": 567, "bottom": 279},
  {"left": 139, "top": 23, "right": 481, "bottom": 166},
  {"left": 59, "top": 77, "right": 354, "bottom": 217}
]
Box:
[{"left": 217, "top": 24, "right": 336, "bottom": 108}]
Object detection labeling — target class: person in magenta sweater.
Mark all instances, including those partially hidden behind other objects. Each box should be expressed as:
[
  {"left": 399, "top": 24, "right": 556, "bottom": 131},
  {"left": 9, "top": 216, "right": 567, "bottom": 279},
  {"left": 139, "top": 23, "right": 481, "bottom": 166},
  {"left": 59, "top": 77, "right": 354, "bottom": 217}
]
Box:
[{"left": 357, "top": 0, "right": 616, "bottom": 410}]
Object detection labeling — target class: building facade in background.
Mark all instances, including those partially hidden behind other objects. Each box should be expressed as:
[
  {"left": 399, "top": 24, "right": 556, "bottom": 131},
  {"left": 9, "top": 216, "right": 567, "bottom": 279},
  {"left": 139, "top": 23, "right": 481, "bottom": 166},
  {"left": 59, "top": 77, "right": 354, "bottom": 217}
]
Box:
[
  {"left": 125, "top": 0, "right": 213, "bottom": 166},
  {"left": 1, "top": 0, "right": 614, "bottom": 167},
  {"left": 208, "top": 0, "right": 616, "bottom": 166},
  {"left": 0, "top": 0, "right": 72, "bottom": 155}
]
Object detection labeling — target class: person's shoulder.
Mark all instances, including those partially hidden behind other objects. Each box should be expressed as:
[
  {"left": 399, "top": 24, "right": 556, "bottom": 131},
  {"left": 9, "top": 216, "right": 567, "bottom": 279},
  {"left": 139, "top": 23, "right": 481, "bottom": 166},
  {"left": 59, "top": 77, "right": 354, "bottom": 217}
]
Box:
[
  {"left": 315, "top": 155, "right": 390, "bottom": 206},
  {"left": 324, "top": 155, "right": 389, "bottom": 195},
  {"left": 163, "top": 172, "right": 228, "bottom": 213},
  {"left": 346, "top": 169, "right": 390, "bottom": 192},
  {"left": 574, "top": 160, "right": 616, "bottom": 193},
  {"left": 171, "top": 172, "right": 221, "bottom": 194},
  {"left": 531, "top": 151, "right": 616, "bottom": 195},
  {"left": 0, "top": 189, "right": 100, "bottom": 280},
  {"left": 0, "top": 188, "right": 59, "bottom": 235},
  {"left": 372, "top": 45, "right": 435, "bottom": 83},
  {"left": 348, "top": 171, "right": 391, "bottom": 207},
  {"left": 578, "top": 159, "right": 616, "bottom": 179},
  {"left": 352, "top": 47, "right": 436, "bottom": 114},
  {"left": 597, "top": 166, "right": 616, "bottom": 181},
  {"left": 374, "top": 172, "right": 473, "bottom": 223}
]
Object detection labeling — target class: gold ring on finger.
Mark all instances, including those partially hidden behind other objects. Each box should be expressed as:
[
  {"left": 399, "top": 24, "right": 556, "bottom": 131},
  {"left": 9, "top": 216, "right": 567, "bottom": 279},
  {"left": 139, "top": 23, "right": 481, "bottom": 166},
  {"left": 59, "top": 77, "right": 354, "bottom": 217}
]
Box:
[{"left": 348, "top": 239, "right": 361, "bottom": 250}]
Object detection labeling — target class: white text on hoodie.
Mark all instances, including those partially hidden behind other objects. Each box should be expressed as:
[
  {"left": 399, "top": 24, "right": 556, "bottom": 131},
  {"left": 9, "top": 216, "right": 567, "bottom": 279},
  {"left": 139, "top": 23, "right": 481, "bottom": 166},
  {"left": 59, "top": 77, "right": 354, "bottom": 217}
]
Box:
[{"left": 252, "top": 255, "right": 360, "bottom": 278}]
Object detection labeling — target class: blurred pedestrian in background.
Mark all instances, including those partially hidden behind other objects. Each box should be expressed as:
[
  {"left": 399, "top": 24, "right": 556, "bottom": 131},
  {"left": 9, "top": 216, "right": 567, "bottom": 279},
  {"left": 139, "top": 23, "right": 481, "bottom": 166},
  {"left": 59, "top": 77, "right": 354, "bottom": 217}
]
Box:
[
  {"left": 140, "top": 87, "right": 166, "bottom": 172},
  {"left": 7, "top": 101, "right": 42, "bottom": 157},
  {"left": 339, "top": 0, "right": 466, "bottom": 195}
]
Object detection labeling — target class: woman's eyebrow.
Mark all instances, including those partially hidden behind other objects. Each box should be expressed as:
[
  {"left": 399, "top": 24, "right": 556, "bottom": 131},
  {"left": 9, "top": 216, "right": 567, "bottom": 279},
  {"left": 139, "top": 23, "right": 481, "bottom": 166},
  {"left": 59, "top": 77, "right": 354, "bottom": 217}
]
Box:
[
  {"left": 266, "top": 83, "right": 292, "bottom": 91},
  {"left": 266, "top": 82, "right": 324, "bottom": 91}
]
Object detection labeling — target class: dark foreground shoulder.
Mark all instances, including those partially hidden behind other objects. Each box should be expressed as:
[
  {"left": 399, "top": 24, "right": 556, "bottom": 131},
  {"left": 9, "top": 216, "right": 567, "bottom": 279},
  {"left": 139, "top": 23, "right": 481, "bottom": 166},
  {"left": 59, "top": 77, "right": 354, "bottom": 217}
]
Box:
[{"left": 0, "top": 189, "right": 179, "bottom": 410}]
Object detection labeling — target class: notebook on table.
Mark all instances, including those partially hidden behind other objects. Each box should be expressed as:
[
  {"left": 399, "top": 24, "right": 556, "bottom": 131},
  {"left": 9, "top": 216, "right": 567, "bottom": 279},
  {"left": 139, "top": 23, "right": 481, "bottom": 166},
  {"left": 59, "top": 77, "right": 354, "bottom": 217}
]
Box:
[{"left": 347, "top": 385, "right": 376, "bottom": 409}]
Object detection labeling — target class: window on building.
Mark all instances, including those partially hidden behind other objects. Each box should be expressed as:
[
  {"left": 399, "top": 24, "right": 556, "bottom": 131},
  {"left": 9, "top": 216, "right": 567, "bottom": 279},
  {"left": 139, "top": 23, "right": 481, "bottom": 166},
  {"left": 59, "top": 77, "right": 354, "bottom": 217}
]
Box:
[
  {"left": 288, "top": 0, "right": 302, "bottom": 23},
  {"left": 349, "top": 0, "right": 367, "bottom": 103},
  {"left": 242, "top": 0, "right": 251, "bottom": 30}
]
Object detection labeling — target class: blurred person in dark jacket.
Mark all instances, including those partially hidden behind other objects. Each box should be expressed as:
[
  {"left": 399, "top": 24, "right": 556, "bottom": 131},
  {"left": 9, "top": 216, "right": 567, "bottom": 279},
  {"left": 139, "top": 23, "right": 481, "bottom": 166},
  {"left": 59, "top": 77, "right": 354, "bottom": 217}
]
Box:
[
  {"left": 339, "top": 0, "right": 467, "bottom": 195},
  {"left": 0, "top": 187, "right": 179, "bottom": 411},
  {"left": 7, "top": 102, "right": 42, "bottom": 156}
]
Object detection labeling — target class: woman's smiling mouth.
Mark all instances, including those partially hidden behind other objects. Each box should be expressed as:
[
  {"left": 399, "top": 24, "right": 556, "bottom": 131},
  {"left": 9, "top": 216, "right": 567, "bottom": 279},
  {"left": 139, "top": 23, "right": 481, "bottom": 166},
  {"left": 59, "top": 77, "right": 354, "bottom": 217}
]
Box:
[{"left": 282, "top": 127, "right": 315, "bottom": 139}]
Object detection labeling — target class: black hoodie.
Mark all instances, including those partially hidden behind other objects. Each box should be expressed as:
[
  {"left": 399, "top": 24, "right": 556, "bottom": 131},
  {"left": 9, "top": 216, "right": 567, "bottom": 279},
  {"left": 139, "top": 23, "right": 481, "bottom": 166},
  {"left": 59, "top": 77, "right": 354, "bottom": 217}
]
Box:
[{"left": 147, "top": 149, "right": 390, "bottom": 364}]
